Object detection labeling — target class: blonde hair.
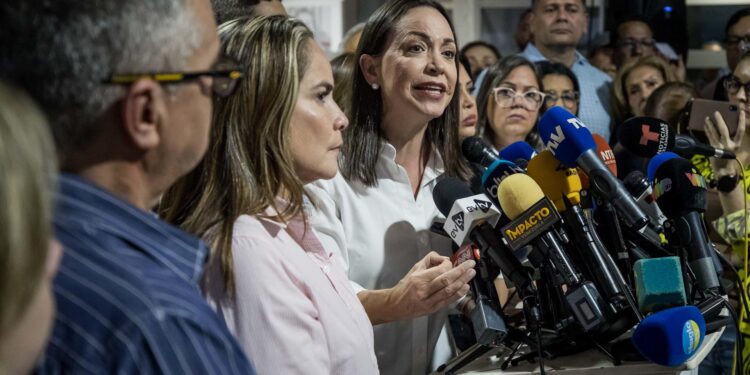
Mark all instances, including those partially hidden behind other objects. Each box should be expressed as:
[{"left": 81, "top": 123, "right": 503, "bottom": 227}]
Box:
[
  {"left": 612, "top": 55, "right": 678, "bottom": 123},
  {"left": 0, "top": 82, "right": 57, "bottom": 336},
  {"left": 159, "top": 16, "right": 314, "bottom": 294}
]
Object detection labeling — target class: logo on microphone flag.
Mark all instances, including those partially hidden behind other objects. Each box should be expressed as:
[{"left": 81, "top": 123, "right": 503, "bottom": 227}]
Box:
[
  {"left": 684, "top": 173, "right": 707, "bottom": 189},
  {"left": 682, "top": 319, "right": 701, "bottom": 355},
  {"left": 653, "top": 178, "right": 673, "bottom": 200},
  {"left": 640, "top": 124, "right": 660, "bottom": 145},
  {"left": 474, "top": 199, "right": 492, "bottom": 213},
  {"left": 452, "top": 212, "right": 465, "bottom": 231}
]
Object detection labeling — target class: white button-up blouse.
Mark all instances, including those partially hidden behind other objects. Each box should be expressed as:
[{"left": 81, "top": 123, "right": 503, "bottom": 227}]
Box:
[{"left": 306, "top": 143, "right": 455, "bottom": 375}]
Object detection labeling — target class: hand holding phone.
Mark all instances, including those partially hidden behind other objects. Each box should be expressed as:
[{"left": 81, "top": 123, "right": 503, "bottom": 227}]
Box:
[
  {"left": 687, "top": 99, "right": 741, "bottom": 137},
  {"left": 703, "top": 109, "right": 746, "bottom": 158}
]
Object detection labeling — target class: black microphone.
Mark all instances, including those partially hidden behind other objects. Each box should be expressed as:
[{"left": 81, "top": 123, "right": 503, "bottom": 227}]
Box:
[
  {"left": 462, "top": 136, "right": 499, "bottom": 168},
  {"left": 496, "top": 173, "right": 606, "bottom": 332},
  {"left": 434, "top": 177, "right": 543, "bottom": 329},
  {"left": 619, "top": 116, "right": 736, "bottom": 160},
  {"left": 623, "top": 170, "right": 667, "bottom": 230},
  {"left": 649, "top": 154, "right": 721, "bottom": 294},
  {"left": 526, "top": 151, "right": 639, "bottom": 318}
]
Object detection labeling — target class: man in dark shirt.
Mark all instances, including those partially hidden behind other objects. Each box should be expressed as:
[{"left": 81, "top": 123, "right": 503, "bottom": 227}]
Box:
[{"left": 0, "top": 0, "right": 255, "bottom": 373}]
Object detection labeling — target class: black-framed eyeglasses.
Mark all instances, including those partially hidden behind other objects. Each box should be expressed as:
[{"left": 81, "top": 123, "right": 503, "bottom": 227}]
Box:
[
  {"left": 617, "top": 38, "right": 656, "bottom": 50},
  {"left": 724, "top": 35, "right": 750, "bottom": 49},
  {"left": 724, "top": 75, "right": 750, "bottom": 96},
  {"left": 544, "top": 91, "right": 579, "bottom": 108},
  {"left": 103, "top": 57, "right": 244, "bottom": 98}
]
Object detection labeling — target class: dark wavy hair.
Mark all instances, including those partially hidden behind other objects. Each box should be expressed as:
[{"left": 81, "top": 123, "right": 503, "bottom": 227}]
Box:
[{"left": 341, "top": 0, "right": 470, "bottom": 186}]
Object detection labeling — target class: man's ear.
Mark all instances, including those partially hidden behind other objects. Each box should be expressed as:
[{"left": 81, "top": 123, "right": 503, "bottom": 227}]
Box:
[
  {"left": 121, "top": 79, "right": 163, "bottom": 151},
  {"left": 359, "top": 53, "right": 381, "bottom": 87}
]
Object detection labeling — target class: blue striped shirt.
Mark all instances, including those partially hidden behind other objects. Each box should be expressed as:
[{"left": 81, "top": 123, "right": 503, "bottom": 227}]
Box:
[
  {"left": 521, "top": 43, "right": 613, "bottom": 141},
  {"left": 37, "top": 174, "right": 255, "bottom": 374}
]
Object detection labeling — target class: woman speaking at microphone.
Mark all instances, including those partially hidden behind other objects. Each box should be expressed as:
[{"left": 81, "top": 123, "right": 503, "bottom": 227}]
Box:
[
  {"left": 160, "top": 16, "right": 378, "bottom": 374},
  {"left": 305, "top": 0, "right": 476, "bottom": 373}
]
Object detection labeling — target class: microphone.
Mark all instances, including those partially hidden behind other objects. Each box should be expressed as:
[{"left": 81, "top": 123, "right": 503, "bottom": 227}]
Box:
[
  {"left": 526, "top": 150, "right": 637, "bottom": 317},
  {"left": 451, "top": 244, "right": 508, "bottom": 346},
  {"left": 462, "top": 136, "right": 499, "bottom": 168},
  {"left": 650, "top": 155, "right": 721, "bottom": 294},
  {"left": 633, "top": 256, "right": 687, "bottom": 314},
  {"left": 631, "top": 305, "right": 706, "bottom": 367},
  {"left": 496, "top": 173, "right": 606, "bottom": 332},
  {"left": 499, "top": 141, "right": 537, "bottom": 163},
  {"left": 623, "top": 170, "right": 668, "bottom": 229},
  {"left": 434, "top": 177, "right": 543, "bottom": 329},
  {"left": 526, "top": 150, "right": 582, "bottom": 212},
  {"left": 434, "top": 178, "right": 502, "bottom": 246},
  {"left": 619, "top": 116, "right": 736, "bottom": 160},
  {"left": 539, "top": 106, "right": 649, "bottom": 231},
  {"left": 593, "top": 133, "right": 617, "bottom": 177},
  {"left": 480, "top": 159, "right": 524, "bottom": 208},
  {"left": 434, "top": 179, "right": 508, "bottom": 345}
]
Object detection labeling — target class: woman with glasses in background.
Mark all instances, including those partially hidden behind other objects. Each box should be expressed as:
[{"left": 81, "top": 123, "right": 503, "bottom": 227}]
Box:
[
  {"left": 475, "top": 55, "right": 545, "bottom": 151},
  {"left": 537, "top": 61, "right": 580, "bottom": 116}
]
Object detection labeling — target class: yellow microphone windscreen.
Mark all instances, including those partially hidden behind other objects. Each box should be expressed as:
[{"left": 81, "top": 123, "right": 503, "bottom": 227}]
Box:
[
  {"left": 526, "top": 150, "right": 582, "bottom": 211},
  {"left": 497, "top": 173, "right": 545, "bottom": 220}
]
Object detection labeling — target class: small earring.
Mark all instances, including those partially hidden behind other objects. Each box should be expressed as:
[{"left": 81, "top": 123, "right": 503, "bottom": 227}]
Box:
[{"left": 371, "top": 83, "right": 379, "bottom": 90}]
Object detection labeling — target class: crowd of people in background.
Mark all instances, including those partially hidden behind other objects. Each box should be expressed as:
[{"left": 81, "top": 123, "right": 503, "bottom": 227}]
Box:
[{"left": 0, "top": 0, "right": 748, "bottom": 374}]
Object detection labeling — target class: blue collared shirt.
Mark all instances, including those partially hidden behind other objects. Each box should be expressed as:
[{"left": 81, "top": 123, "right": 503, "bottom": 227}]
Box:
[
  {"left": 37, "top": 174, "right": 255, "bottom": 375},
  {"left": 522, "top": 43, "right": 613, "bottom": 140},
  {"left": 473, "top": 43, "right": 614, "bottom": 141}
]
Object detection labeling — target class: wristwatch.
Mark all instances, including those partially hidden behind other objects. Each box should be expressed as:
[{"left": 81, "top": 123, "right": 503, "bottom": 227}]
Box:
[{"left": 716, "top": 173, "right": 740, "bottom": 193}]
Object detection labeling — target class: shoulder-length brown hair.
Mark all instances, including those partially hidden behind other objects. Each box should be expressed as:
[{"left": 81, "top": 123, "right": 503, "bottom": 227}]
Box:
[
  {"left": 159, "top": 15, "right": 313, "bottom": 293},
  {"left": 475, "top": 55, "right": 544, "bottom": 150},
  {"left": 341, "top": 0, "right": 469, "bottom": 186},
  {"left": 612, "top": 55, "right": 678, "bottom": 124},
  {"left": 0, "top": 81, "right": 57, "bottom": 333}
]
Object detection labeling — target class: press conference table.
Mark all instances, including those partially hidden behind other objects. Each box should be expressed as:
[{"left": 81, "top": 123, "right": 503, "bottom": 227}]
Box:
[{"left": 436, "top": 328, "right": 723, "bottom": 375}]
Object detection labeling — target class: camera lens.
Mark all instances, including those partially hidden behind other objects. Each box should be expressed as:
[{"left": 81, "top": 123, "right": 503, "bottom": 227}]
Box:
[{"left": 730, "top": 105, "right": 738, "bottom": 111}]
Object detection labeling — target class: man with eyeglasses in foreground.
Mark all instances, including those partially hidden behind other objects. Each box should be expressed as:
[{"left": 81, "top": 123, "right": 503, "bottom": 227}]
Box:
[{"left": 0, "top": 0, "right": 255, "bottom": 373}]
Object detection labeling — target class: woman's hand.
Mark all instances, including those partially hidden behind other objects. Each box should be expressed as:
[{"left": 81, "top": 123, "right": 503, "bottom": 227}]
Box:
[
  {"left": 359, "top": 251, "right": 476, "bottom": 325},
  {"left": 704, "top": 109, "right": 746, "bottom": 155}
]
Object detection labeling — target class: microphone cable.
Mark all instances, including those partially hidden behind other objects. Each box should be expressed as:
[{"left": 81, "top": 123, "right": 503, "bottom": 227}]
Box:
[
  {"left": 535, "top": 288, "right": 546, "bottom": 375},
  {"left": 723, "top": 298, "right": 743, "bottom": 375}
]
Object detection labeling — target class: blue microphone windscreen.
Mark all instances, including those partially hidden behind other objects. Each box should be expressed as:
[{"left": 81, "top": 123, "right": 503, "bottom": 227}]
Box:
[
  {"left": 633, "top": 257, "right": 687, "bottom": 313},
  {"left": 646, "top": 152, "right": 680, "bottom": 183},
  {"left": 632, "top": 305, "right": 705, "bottom": 367},
  {"left": 538, "top": 106, "right": 596, "bottom": 167},
  {"left": 499, "top": 141, "right": 536, "bottom": 162}
]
